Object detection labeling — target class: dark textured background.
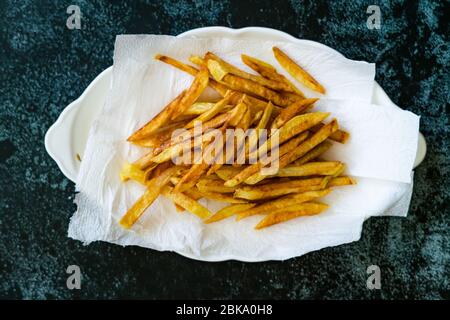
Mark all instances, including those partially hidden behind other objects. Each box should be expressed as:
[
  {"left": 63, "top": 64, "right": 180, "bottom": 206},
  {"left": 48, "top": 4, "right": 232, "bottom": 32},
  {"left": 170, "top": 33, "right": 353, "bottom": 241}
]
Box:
[{"left": 0, "top": 0, "right": 448, "bottom": 300}]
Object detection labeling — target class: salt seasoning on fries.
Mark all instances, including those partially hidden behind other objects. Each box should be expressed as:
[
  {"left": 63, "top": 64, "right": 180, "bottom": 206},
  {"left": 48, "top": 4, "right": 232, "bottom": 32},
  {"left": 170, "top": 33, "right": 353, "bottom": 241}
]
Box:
[{"left": 119, "top": 48, "right": 356, "bottom": 230}]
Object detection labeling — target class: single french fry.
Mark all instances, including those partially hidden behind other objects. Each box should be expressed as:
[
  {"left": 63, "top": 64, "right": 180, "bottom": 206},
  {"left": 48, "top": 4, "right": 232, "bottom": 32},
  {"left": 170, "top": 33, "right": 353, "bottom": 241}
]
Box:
[
  {"left": 185, "top": 102, "right": 216, "bottom": 115},
  {"left": 277, "top": 162, "right": 344, "bottom": 177},
  {"left": 155, "top": 54, "right": 228, "bottom": 96},
  {"left": 236, "top": 189, "right": 331, "bottom": 220},
  {"left": 119, "top": 166, "right": 180, "bottom": 228},
  {"left": 207, "top": 60, "right": 291, "bottom": 107},
  {"left": 215, "top": 166, "right": 242, "bottom": 181},
  {"left": 196, "top": 178, "right": 237, "bottom": 193},
  {"left": 127, "top": 90, "right": 186, "bottom": 141},
  {"left": 119, "top": 162, "right": 146, "bottom": 184},
  {"left": 328, "top": 176, "right": 357, "bottom": 187},
  {"left": 292, "top": 141, "right": 333, "bottom": 165},
  {"left": 309, "top": 122, "right": 350, "bottom": 144},
  {"left": 241, "top": 54, "right": 305, "bottom": 97},
  {"left": 225, "top": 131, "right": 310, "bottom": 187},
  {"left": 271, "top": 98, "right": 319, "bottom": 129},
  {"left": 185, "top": 91, "right": 236, "bottom": 128},
  {"left": 161, "top": 186, "right": 211, "bottom": 219},
  {"left": 205, "top": 203, "right": 256, "bottom": 224},
  {"left": 273, "top": 46, "right": 326, "bottom": 94},
  {"left": 205, "top": 52, "right": 294, "bottom": 92},
  {"left": 255, "top": 202, "right": 329, "bottom": 229},
  {"left": 250, "top": 112, "right": 329, "bottom": 161},
  {"left": 171, "top": 67, "right": 209, "bottom": 120},
  {"left": 197, "top": 190, "right": 248, "bottom": 203},
  {"left": 235, "top": 177, "right": 329, "bottom": 200},
  {"left": 131, "top": 119, "right": 191, "bottom": 148}
]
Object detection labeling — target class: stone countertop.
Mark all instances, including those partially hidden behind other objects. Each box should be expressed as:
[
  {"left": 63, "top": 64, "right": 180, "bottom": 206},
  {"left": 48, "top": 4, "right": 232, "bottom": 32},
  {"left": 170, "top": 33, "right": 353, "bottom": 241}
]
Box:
[{"left": 0, "top": 0, "right": 448, "bottom": 299}]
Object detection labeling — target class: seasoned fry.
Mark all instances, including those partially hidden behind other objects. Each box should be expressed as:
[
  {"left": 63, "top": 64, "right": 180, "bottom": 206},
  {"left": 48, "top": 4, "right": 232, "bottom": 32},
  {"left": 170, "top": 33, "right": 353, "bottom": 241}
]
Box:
[
  {"left": 119, "top": 166, "right": 180, "bottom": 228},
  {"left": 171, "top": 67, "right": 209, "bottom": 120},
  {"left": 205, "top": 52, "right": 294, "bottom": 92},
  {"left": 241, "top": 54, "right": 305, "bottom": 97},
  {"left": 292, "top": 141, "right": 333, "bottom": 165},
  {"left": 310, "top": 122, "right": 350, "bottom": 144},
  {"left": 328, "top": 176, "right": 357, "bottom": 187},
  {"left": 127, "top": 90, "right": 186, "bottom": 141},
  {"left": 162, "top": 186, "right": 211, "bottom": 219},
  {"left": 255, "top": 202, "right": 329, "bottom": 229},
  {"left": 207, "top": 60, "right": 291, "bottom": 107},
  {"left": 277, "top": 162, "right": 344, "bottom": 177},
  {"left": 273, "top": 47, "right": 326, "bottom": 94},
  {"left": 235, "top": 177, "right": 329, "bottom": 200},
  {"left": 196, "top": 178, "right": 237, "bottom": 193},
  {"left": 271, "top": 98, "right": 318, "bottom": 129},
  {"left": 236, "top": 189, "right": 331, "bottom": 220},
  {"left": 205, "top": 203, "right": 256, "bottom": 223}
]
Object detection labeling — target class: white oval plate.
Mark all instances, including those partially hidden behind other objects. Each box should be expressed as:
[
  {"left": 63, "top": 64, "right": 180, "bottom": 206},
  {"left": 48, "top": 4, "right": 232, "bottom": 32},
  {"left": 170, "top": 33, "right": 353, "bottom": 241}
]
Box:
[{"left": 45, "top": 27, "right": 425, "bottom": 262}]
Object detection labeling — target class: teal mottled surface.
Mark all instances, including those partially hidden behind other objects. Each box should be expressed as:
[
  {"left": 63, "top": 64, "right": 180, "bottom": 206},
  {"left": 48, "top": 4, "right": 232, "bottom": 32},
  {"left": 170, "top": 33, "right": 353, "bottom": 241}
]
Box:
[{"left": 0, "top": 0, "right": 448, "bottom": 299}]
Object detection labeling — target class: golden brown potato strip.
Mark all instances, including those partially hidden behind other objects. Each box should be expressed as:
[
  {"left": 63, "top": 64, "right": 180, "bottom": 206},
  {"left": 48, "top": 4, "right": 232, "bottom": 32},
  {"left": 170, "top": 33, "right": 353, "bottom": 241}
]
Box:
[
  {"left": 250, "top": 112, "right": 329, "bottom": 161},
  {"left": 255, "top": 202, "right": 329, "bottom": 229},
  {"left": 205, "top": 52, "right": 294, "bottom": 92},
  {"left": 205, "top": 203, "right": 256, "bottom": 224},
  {"left": 292, "top": 141, "right": 333, "bottom": 165},
  {"left": 273, "top": 47, "right": 326, "bottom": 94},
  {"left": 271, "top": 98, "right": 319, "bottom": 129},
  {"left": 119, "top": 162, "right": 146, "bottom": 184},
  {"left": 127, "top": 91, "right": 185, "bottom": 141},
  {"left": 155, "top": 54, "right": 228, "bottom": 96},
  {"left": 196, "top": 178, "right": 237, "bottom": 193},
  {"left": 185, "top": 91, "right": 235, "bottom": 128},
  {"left": 161, "top": 186, "right": 211, "bottom": 219},
  {"left": 278, "top": 162, "right": 344, "bottom": 177},
  {"left": 119, "top": 166, "right": 180, "bottom": 228},
  {"left": 236, "top": 189, "right": 331, "bottom": 220},
  {"left": 185, "top": 102, "right": 216, "bottom": 115},
  {"left": 173, "top": 163, "right": 210, "bottom": 193},
  {"left": 226, "top": 131, "right": 309, "bottom": 187},
  {"left": 207, "top": 60, "right": 291, "bottom": 107},
  {"left": 241, "top": 54, "right": 305, "bottom": 97},
  {"left": 310, "top": 123, "right": 350, "bottom": 144},
  {"left": 328, "top": 176, "right": 357, "bottom": 187},
  {"left": 197, "top": 191, "right": 248, "bottom": 204},
  {"left": 215, "top": 166, "right": 242, "bottom": 181},
  {"left": 131, "top": 120, "right": 191, "bottom": 148},
  {"left": 234, "top": 177, "right": 329, "bottom": 200},
  {"left": 171, "top": 67, "right": 209, "bottom": 120}
]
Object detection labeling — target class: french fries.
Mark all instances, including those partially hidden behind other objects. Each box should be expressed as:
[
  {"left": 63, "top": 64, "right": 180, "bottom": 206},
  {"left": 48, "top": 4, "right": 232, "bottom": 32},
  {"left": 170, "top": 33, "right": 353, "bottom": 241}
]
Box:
[
  {"left": 120, "top": 49, "right": 355, "bottom": 230},
  {"left": 273, "top": 47, "right": 326, "bottom": 94}
]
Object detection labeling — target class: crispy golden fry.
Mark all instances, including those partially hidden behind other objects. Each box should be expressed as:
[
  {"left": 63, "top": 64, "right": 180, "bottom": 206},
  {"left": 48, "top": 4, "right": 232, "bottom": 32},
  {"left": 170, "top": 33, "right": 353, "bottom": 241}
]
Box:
[
  {"left": 162, "top": 186, "right": 211, "bottom": 219},
  {"left": 234, "top": 177, "right": 329, "bottom": 200},
  {"left": 127, "top": 91, "right": 186, "bottom": 141},
  {"left": 174, "top": 162, "right": 210, "bottom": 193},
  {"left": 255, "top": 202, "right": 329, "bottom": 229},
  {"left": 185, "top": 91, "right": 235, "bottom": 128},
  {"left": 131, "top": 120, "right": 191, "bottom": 148},
  {"left": 207, "top": 60, "right": 291, "bottom": 107},
  {"left": 184, "top": 188, "right": 205, "bottom": 200},
  {"left": 292, "top": 141, "right": 333, "bottom": 165},
  {"left": 279, "top": 91, "right": 304, "bottom": 103},
  {"left": 185, "top": 102, "right": 216, "bottom": 115},
  {"left": 328, "top": 176, "right": 357, "bottom": 187},
  {"left": 171, "top": 67, "right": 209, "bottom": 120},
  {"left": 271, "top": 98, "right": 319, "bottom": 129},
  {"left": 277, "top": 161, "right": 344, "bottom": 177},
  {"left": 119, "top": 161, "right": 148, "bottom": 185},
  {"left": 236, "top": 189, "right": 331, "bottom": 220},
  {"left": 246, "top": 102, "right": 274, "bottom": 156},
  {"left": 244, "top": 132, "right": 310, "bottom": 184},
  {"left": 273, "top": 47, "right": 326, "bottom": 94},
  {"left": 197, "top": 190, "right": 248, "bottom": 203},
  {"left": 250, "top": 112, "right": 329, "bottom": 160},
  {"left": 205, "top": 52, "right": 294, "bottom": 92},
  {"left": 226, "top": 131, "right": 309, "bottom": 187},
  {"left": 215, "top": 166, "right": 242, "bottom": 181},
  {"left": 119, "top": 166, "right": 180, "bottom": 228},
  {"left": 241, "top": 54, "right": 305, "bottom": 97},
  {"left": 155, "top": 54, "right": 228, "bottom": 95},
  {"left": 252, "top": 110, "right": 263, "bottom": 125},
  {"left": 310, "top": 122, "right": 350, "bottom": 144},
  {"left": 205, "top": 203, "right": 256, "bottom": 224},
  {"left": 196, "top": 178, "right": 237, "bottom": 193}
]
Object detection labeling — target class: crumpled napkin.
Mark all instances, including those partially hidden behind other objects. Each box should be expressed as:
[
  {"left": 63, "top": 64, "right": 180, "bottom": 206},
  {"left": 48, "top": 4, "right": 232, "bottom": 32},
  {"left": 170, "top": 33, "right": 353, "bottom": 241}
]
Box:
[{"left": 68, "top": 35, "right": 419, "bottom": 261}]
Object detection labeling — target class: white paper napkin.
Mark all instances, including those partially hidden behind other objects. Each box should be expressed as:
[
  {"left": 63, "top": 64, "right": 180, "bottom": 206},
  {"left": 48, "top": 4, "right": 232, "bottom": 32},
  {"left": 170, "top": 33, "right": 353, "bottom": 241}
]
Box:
[{"left": 68, "top": 35, "right": 419, "bottom": 261}]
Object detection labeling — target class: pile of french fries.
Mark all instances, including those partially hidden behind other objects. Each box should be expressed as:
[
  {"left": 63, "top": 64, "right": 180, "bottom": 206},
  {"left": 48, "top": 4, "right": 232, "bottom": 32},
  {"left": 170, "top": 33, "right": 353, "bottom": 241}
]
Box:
[{"left": 119, "top": 47, "right": 355, "bottom": 230}]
